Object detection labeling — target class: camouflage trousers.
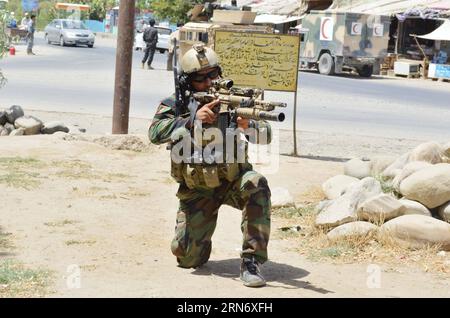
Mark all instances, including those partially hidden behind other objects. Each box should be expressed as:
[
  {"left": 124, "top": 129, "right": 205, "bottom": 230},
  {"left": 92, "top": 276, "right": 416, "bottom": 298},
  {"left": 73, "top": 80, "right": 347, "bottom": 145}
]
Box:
[{"left": 171, "top": 170, "right": 271, "bottom": 268}]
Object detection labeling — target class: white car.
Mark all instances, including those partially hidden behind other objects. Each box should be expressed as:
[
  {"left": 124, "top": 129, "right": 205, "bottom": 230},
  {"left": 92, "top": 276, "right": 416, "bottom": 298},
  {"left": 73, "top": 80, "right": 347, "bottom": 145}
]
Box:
[
  {"left": 134, "top": 26, "right": 171, "bottom": 53},
  {"left": 44, "top": 19, "right": 95, "bottom": 48}
]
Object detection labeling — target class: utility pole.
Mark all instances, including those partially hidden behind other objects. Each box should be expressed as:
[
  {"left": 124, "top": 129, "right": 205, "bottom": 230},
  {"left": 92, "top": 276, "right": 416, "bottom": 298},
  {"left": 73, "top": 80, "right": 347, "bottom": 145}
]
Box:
[{"left": 112, "top": 0, "right": 135, "bottom": 134}]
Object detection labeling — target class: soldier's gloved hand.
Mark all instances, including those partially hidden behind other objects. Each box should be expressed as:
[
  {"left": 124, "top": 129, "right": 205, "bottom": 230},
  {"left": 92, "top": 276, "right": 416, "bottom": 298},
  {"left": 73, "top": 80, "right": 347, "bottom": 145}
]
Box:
[{"left": 195, "top": 99, "right": 219, "bottom": 124}]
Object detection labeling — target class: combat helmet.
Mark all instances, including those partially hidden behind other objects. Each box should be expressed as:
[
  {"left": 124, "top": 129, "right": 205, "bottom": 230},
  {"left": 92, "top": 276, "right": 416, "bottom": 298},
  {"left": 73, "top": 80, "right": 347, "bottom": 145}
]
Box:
[{"left": 180, "top": 43, "right": 219, "bottom": 74}]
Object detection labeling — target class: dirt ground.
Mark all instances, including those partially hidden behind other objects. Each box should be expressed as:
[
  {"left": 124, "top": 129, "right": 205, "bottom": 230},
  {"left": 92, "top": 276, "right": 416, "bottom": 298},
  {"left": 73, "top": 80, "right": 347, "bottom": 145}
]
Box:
[{"left": 0, "top": 134, "right": 449, "bottom": 298}]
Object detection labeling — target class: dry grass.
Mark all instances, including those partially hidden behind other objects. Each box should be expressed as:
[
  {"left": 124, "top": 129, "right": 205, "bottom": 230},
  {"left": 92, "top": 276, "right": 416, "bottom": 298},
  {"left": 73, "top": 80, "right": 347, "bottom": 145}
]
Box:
[
  {"left": 273, "top": 187, "right": 450, "bottom": 275},
  {"left": 65, "top": 240, "right": 96, "bottom": 246},
  {"left": 0, "top": 157, "right": 46, "bottom": 189},
  {"left": 44, "top": 219, "right": 78, "bottom": 227}
]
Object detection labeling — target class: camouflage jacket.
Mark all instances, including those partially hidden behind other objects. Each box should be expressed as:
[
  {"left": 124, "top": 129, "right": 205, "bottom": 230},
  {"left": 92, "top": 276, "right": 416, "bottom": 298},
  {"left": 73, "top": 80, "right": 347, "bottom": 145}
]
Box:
[
  {"left": 149, "top": 94, "right": 272, "bottom": 146},
  {"left": 148, "top": 94, "right": 272, "bottom": 188}
]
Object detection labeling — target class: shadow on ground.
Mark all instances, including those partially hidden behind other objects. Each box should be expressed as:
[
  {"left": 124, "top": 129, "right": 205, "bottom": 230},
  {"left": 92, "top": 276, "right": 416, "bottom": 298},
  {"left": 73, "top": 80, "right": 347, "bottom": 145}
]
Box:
[{"left": 192, "top": 258, "right": 333, "bottom": 294}]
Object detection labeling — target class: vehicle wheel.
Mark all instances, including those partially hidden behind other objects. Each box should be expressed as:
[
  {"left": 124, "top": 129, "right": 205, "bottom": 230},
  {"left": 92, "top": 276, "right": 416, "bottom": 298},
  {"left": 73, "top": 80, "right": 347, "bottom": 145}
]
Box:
[
  {"left": 45, "top": 34, "right": 50, "bottom": 44},
  {"left": 88, "top": 44, "right": 94, "bottom": 48},
  {"left": 159, "top": 49, "right": 165, "bottom": 54},
  {"left": 357, "top": 65, "right": 373, "bottom": 78},
  {"left": 60, "top": 36, "right": 65, "bottom": 47},
  {"left": 318, "top": 53, "right": 335, "bottom": 75}
]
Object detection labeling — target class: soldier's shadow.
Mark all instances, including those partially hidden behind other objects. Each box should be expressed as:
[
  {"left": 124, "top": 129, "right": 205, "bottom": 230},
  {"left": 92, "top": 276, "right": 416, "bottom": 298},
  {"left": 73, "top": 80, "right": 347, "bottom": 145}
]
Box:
[{"left": 191, "top": 258, "right": 333, "bottom": 294}]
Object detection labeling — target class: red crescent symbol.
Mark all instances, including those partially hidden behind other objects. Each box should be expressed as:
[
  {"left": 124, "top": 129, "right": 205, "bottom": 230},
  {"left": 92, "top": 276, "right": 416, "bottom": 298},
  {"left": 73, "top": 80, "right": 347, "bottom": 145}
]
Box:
[
  {"left": 321, "top": 18, "right": 330, "bottom": 39},
  {"left": 352, "top": 24, "right": 358, "bottom": 34}
]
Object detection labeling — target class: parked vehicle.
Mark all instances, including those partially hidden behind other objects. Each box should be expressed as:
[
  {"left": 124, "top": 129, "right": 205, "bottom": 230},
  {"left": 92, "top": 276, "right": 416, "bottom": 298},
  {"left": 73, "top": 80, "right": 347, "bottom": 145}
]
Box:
[
  {"left": 44, "top": 19, "right": 95, "bottom": 48},
  {"left": 299, "top": 11, "right": 391, "bottom": 77},
  {"left": 134, "top": 26, "right": 172, "bottom": 53}
]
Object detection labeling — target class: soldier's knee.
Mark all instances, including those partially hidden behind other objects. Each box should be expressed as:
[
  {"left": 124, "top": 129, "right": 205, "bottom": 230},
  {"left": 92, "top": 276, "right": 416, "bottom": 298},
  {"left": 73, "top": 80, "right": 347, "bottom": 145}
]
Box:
[{"left": 171, "top": 238, "right": 212, "bottom": 268}]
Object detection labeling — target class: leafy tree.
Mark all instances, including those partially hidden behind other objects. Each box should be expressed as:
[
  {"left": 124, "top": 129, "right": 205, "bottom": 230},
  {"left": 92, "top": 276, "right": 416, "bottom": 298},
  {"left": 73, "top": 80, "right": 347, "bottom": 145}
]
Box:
[{"left": 151, "top": 0, "right": 203, "bottom": 24}]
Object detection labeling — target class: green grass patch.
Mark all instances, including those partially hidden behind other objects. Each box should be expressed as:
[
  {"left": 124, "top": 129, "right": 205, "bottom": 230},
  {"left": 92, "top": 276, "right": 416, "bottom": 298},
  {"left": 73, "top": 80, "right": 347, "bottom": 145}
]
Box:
[{"left": 0, "top": 259, "right": 51, "bottom": 298}]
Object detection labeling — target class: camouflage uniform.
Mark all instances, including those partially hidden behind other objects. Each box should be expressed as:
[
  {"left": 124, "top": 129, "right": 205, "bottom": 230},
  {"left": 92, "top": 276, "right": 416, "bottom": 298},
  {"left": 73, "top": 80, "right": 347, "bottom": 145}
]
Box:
[{"left": 149, "top": 95, "right": 272, "bottom": 268}]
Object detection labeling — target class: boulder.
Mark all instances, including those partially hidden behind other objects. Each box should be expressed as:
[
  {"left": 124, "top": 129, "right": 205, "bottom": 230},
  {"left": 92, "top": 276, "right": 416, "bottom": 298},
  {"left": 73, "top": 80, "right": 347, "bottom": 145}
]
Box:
[
  {"left": 381, "top": 215, "right": 450, "bottom": 250},
  {"left": 322, "top": 175, "right": 359, "bottom": 200},
  {"left": 0, "top": 126, "right": 9, "bottom": 136},
  {"left": 369, "top": 156, "right": 397, "bottom": 176},
  {"left": 5, "top": 105, "right": 24, "bottom": 124},
  {"left": 0, "top": 111, "right": 7, "bottom": 125},
  {"left": 392, "top": 161, "right": 432, "bottom": 191},
  {"left": 327, "top": 221, "right": 378, "bottom": 240},
  {"left": 382, "top": 152, "right": 410, "bottom": 179},
  {"left": 409, "top": 141, "right": 444, "bottom": 164},
  {"left": 41, "top": 121, "right": 69, "bottom": 134},
  {"left": 399, "top": 198, "right": 431, "bottom": 217},
  {"left": 438, "top": 202, "right": 450, "bottom": 223},
  {"left": 271, "top": 187, "right": 295, "bottom": 208},
  {"left": 399, "top": 163, "right": 450, "bottom": 209},
  {"left": 14, "top": 116, "right": 43, "bottom": 135},
  {"left": 3, "top": 122, "right": 15, "bottom": 134},
  {"left": 315, "top": 177, "right": 382, "bottom": 229},
  {"left": 9, "top": 128, "right": 25, "bottom": 136},
  {"left": 444, "top": 142, "right": 450, "bottom": 162},
  {"left": 357, "top": 194, "right": 405, "bottom": 223},
  {"left": 344, "top": 158, "right": 371, "bottom": 179}
]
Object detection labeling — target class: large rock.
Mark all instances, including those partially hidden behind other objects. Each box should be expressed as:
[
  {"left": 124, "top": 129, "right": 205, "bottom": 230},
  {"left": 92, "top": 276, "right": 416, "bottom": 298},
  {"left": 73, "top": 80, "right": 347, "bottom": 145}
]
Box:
[
  {"left": 3, "top": 122, "right": 15, "bottom": 134},
  {"left": 357, "top": 194, "right": 405, "bottom": 223},
  {"left": 322, "top": 175, "right": 359, "bottom": 200},
  {"left": 0, "top": 126, "right": 9, "bottom": 136},
  {"left": 9, "top": 128, "right": 25, "bottom": 136},
  {"left": 399, "top": 163, "right": 450, "bottom": 209},
  {"left": 369, "top": 156, "right": 397, "bottom": 176},
  {"left": 439, "top": 202, "right": 450, "bottom": 223},
  {"left": 327, "top": 221, "right": 378, "bottom": 240},
  {"left": 344, "top": 158, "right": 371, "bottom": 179},
  {"left": 381, "top": 215, "right": 450, "bottom": 250},
  {"left": 382, "top": 152, "right": 410, "bottom": 179},
  {"left": 315, "top": 177, "right": 382, "bottom": 229},
  {"left": 14, "top": 116, "right": 43, "bottom": 135},
  {"left": 392, "top": 161, "right": 432, "bottom": 191},
  {"left": 5, "top": 105, "right": 24, "bottom": 124},
  {"left": 271, "top": 187, "right": 295, "bottom": 208},
  {"left": 41, "top": 121, "right": 69, "bottom": 134},
  {"left": 409, "top": 141, "right": 444, "bottom": 164},
  {"left": 0, "top": 111, "right": 7, "bottom": 125},
  {"left": 399, "top": 198, "right": 431, "bottom": 217},
  {"left": 444, "top": 142, "right": 450, "bottom": 162}
]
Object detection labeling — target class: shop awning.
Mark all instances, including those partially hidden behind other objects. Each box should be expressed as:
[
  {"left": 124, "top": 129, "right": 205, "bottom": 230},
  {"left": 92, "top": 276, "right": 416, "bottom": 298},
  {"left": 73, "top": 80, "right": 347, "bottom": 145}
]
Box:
[
  {"left": 417, "top": 19, "right": 450, "bottom": 40},
  {"left": 55, "top": 2, "right": 90, "bottom": 11},
  {"left": 254, "top": 14, "right": 303, "bottom": 24},
  {"left": 329, "top": 0, "right": 450, "bottom": 16}
]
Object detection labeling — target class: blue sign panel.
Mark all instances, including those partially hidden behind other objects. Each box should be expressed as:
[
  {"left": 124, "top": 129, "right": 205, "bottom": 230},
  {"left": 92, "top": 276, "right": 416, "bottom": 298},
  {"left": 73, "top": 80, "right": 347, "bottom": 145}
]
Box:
[
  {"left": 22, "top": 0, "right": 39, "bottom": 12},
  {"left": 435, "top": 64, "right": 450, "bottom": 79}
]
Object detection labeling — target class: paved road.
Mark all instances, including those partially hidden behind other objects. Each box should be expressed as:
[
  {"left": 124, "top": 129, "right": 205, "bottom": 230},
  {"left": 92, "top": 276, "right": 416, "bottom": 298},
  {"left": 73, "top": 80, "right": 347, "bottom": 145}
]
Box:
[{"left": 0, "top": 33, "right": 449, "bottom": 141}]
